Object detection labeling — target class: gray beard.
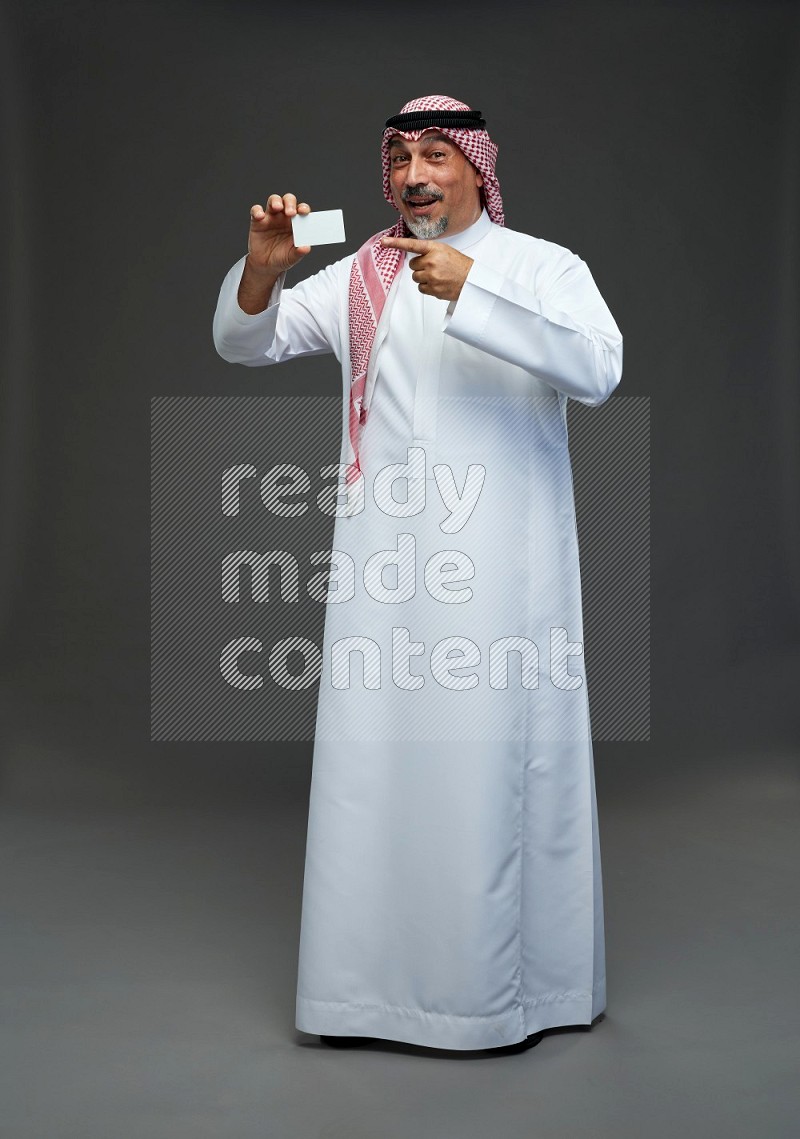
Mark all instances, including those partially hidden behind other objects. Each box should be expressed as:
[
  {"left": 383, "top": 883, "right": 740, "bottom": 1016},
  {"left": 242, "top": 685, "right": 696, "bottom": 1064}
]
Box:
[{"left": 405, "top": 213, "right": 449, "bottom": 239}]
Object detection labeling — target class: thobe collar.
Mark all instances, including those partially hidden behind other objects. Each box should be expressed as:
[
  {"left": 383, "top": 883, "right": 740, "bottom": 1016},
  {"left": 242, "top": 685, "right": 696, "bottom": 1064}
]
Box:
[{"left": 404, "top": 208, "right": 492, "bottom": 256}]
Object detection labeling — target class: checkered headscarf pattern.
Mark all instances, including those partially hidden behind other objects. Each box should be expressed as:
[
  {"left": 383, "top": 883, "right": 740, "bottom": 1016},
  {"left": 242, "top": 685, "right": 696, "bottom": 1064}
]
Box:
[{"left": 343, "top": 95, "right": 504, "bottom": 486}]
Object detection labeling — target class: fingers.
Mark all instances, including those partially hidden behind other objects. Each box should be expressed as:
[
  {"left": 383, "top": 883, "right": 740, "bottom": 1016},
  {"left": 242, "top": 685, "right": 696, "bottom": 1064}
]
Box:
[
  {"left": 381, "top": 236, "right": 431, "bottom": 253},
  {"left": 251, "top": 197, "right": 311, "bottom": 238},
  {"left": 250, "top": 198, "right": 282, "bottom": 225},
  {"left": 278, "top": 193, "right": 311, "bottom": 217},
  {"left": 262, "top": 194, "right": 308, "bottom": 214},
  {"left": 253, "top": 195, "right": 311, "bottom": 224}
]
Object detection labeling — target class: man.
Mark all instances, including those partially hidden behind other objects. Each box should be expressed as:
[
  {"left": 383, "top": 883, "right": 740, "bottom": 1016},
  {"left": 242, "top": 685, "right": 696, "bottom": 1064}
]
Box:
[{"left": 213, "top": 95, "right": 623, "bottom": 1053}]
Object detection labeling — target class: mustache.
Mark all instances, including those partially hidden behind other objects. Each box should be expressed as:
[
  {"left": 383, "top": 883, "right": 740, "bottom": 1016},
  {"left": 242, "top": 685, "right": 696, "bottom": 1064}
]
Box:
[{"left": 401, "top": 185, "right": 444, "bottom": 202}]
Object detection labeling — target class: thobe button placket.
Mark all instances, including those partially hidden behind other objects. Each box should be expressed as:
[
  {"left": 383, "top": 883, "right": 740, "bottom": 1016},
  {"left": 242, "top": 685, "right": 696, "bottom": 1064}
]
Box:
[{"left": 412, "top": 287, "right": 446, "bottom": 459}]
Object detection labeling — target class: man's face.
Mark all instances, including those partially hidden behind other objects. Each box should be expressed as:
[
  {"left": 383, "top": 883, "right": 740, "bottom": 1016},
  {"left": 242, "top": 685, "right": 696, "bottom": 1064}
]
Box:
[{"left": 388, "top": 130, "right": 484, "bottom": 240}]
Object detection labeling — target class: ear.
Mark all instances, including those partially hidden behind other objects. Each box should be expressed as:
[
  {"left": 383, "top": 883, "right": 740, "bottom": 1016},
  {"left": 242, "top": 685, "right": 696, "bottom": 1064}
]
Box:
[{"left": 476, "top": 172, "right": 484, "bottom": 188}]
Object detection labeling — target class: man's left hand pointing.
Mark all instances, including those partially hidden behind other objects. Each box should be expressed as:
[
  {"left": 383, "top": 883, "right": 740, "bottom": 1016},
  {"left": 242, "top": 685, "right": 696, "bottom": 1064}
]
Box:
[{"left": 380, "top": 236, "right": 473, "bottom": 302}]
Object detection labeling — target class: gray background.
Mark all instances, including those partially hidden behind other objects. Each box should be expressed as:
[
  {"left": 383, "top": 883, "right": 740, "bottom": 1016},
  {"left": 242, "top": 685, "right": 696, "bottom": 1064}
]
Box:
[{"left": 0, "top": 1, "right": 798, "bottom": 1136}]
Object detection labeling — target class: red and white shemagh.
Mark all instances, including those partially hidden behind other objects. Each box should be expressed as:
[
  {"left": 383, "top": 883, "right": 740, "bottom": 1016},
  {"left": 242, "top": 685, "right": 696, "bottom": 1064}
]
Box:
[{"left": 344, "top": 95, "right": 504, "bottom": 484}]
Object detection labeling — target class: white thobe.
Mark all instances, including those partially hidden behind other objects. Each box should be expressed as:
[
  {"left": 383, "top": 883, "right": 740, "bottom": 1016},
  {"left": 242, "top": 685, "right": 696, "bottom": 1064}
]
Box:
[{"left": 213, "top": 209, "right": 623, "bottom": 1050}]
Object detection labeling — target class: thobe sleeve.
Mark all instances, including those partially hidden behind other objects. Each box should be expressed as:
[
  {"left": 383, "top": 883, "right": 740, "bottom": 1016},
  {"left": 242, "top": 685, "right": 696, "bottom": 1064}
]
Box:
[
  {"left": 212, "top": 254, "right": 345, "bottom": 367},
  {"left": 443, "top": 249, "right": 623, "bottom": 406}
]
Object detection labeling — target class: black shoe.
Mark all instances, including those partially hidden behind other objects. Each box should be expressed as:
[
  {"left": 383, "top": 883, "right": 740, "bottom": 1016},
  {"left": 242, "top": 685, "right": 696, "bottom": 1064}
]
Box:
[
  {"left": 488, "top": 1030, "right": 545, "bottom": 1055},
  {"left": 320, "top": 1035, "right": 373, "bottom": 1048}
]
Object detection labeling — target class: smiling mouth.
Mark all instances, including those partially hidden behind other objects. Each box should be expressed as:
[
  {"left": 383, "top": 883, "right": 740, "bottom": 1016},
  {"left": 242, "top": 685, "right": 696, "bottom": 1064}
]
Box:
[{"left": 406, "top": 196, "right": 441, "bottom": 214}]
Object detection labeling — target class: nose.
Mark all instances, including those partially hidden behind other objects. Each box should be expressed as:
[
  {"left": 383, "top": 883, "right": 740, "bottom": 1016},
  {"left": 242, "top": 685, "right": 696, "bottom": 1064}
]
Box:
[{"left": 404, "top": 153, "right": 428, "bottom": 187}]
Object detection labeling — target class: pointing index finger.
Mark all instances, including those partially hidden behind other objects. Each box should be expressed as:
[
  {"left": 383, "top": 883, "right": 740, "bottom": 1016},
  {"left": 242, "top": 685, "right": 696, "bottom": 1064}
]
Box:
[{"left": 381, "top": 236, "right": 432, "bottom": 254}]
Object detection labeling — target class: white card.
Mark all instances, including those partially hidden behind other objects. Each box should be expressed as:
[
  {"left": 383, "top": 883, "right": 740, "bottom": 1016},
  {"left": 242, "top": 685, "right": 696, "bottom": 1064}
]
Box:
[{"left": 291, "top": 209, "right": 345, "bottom": 247}]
